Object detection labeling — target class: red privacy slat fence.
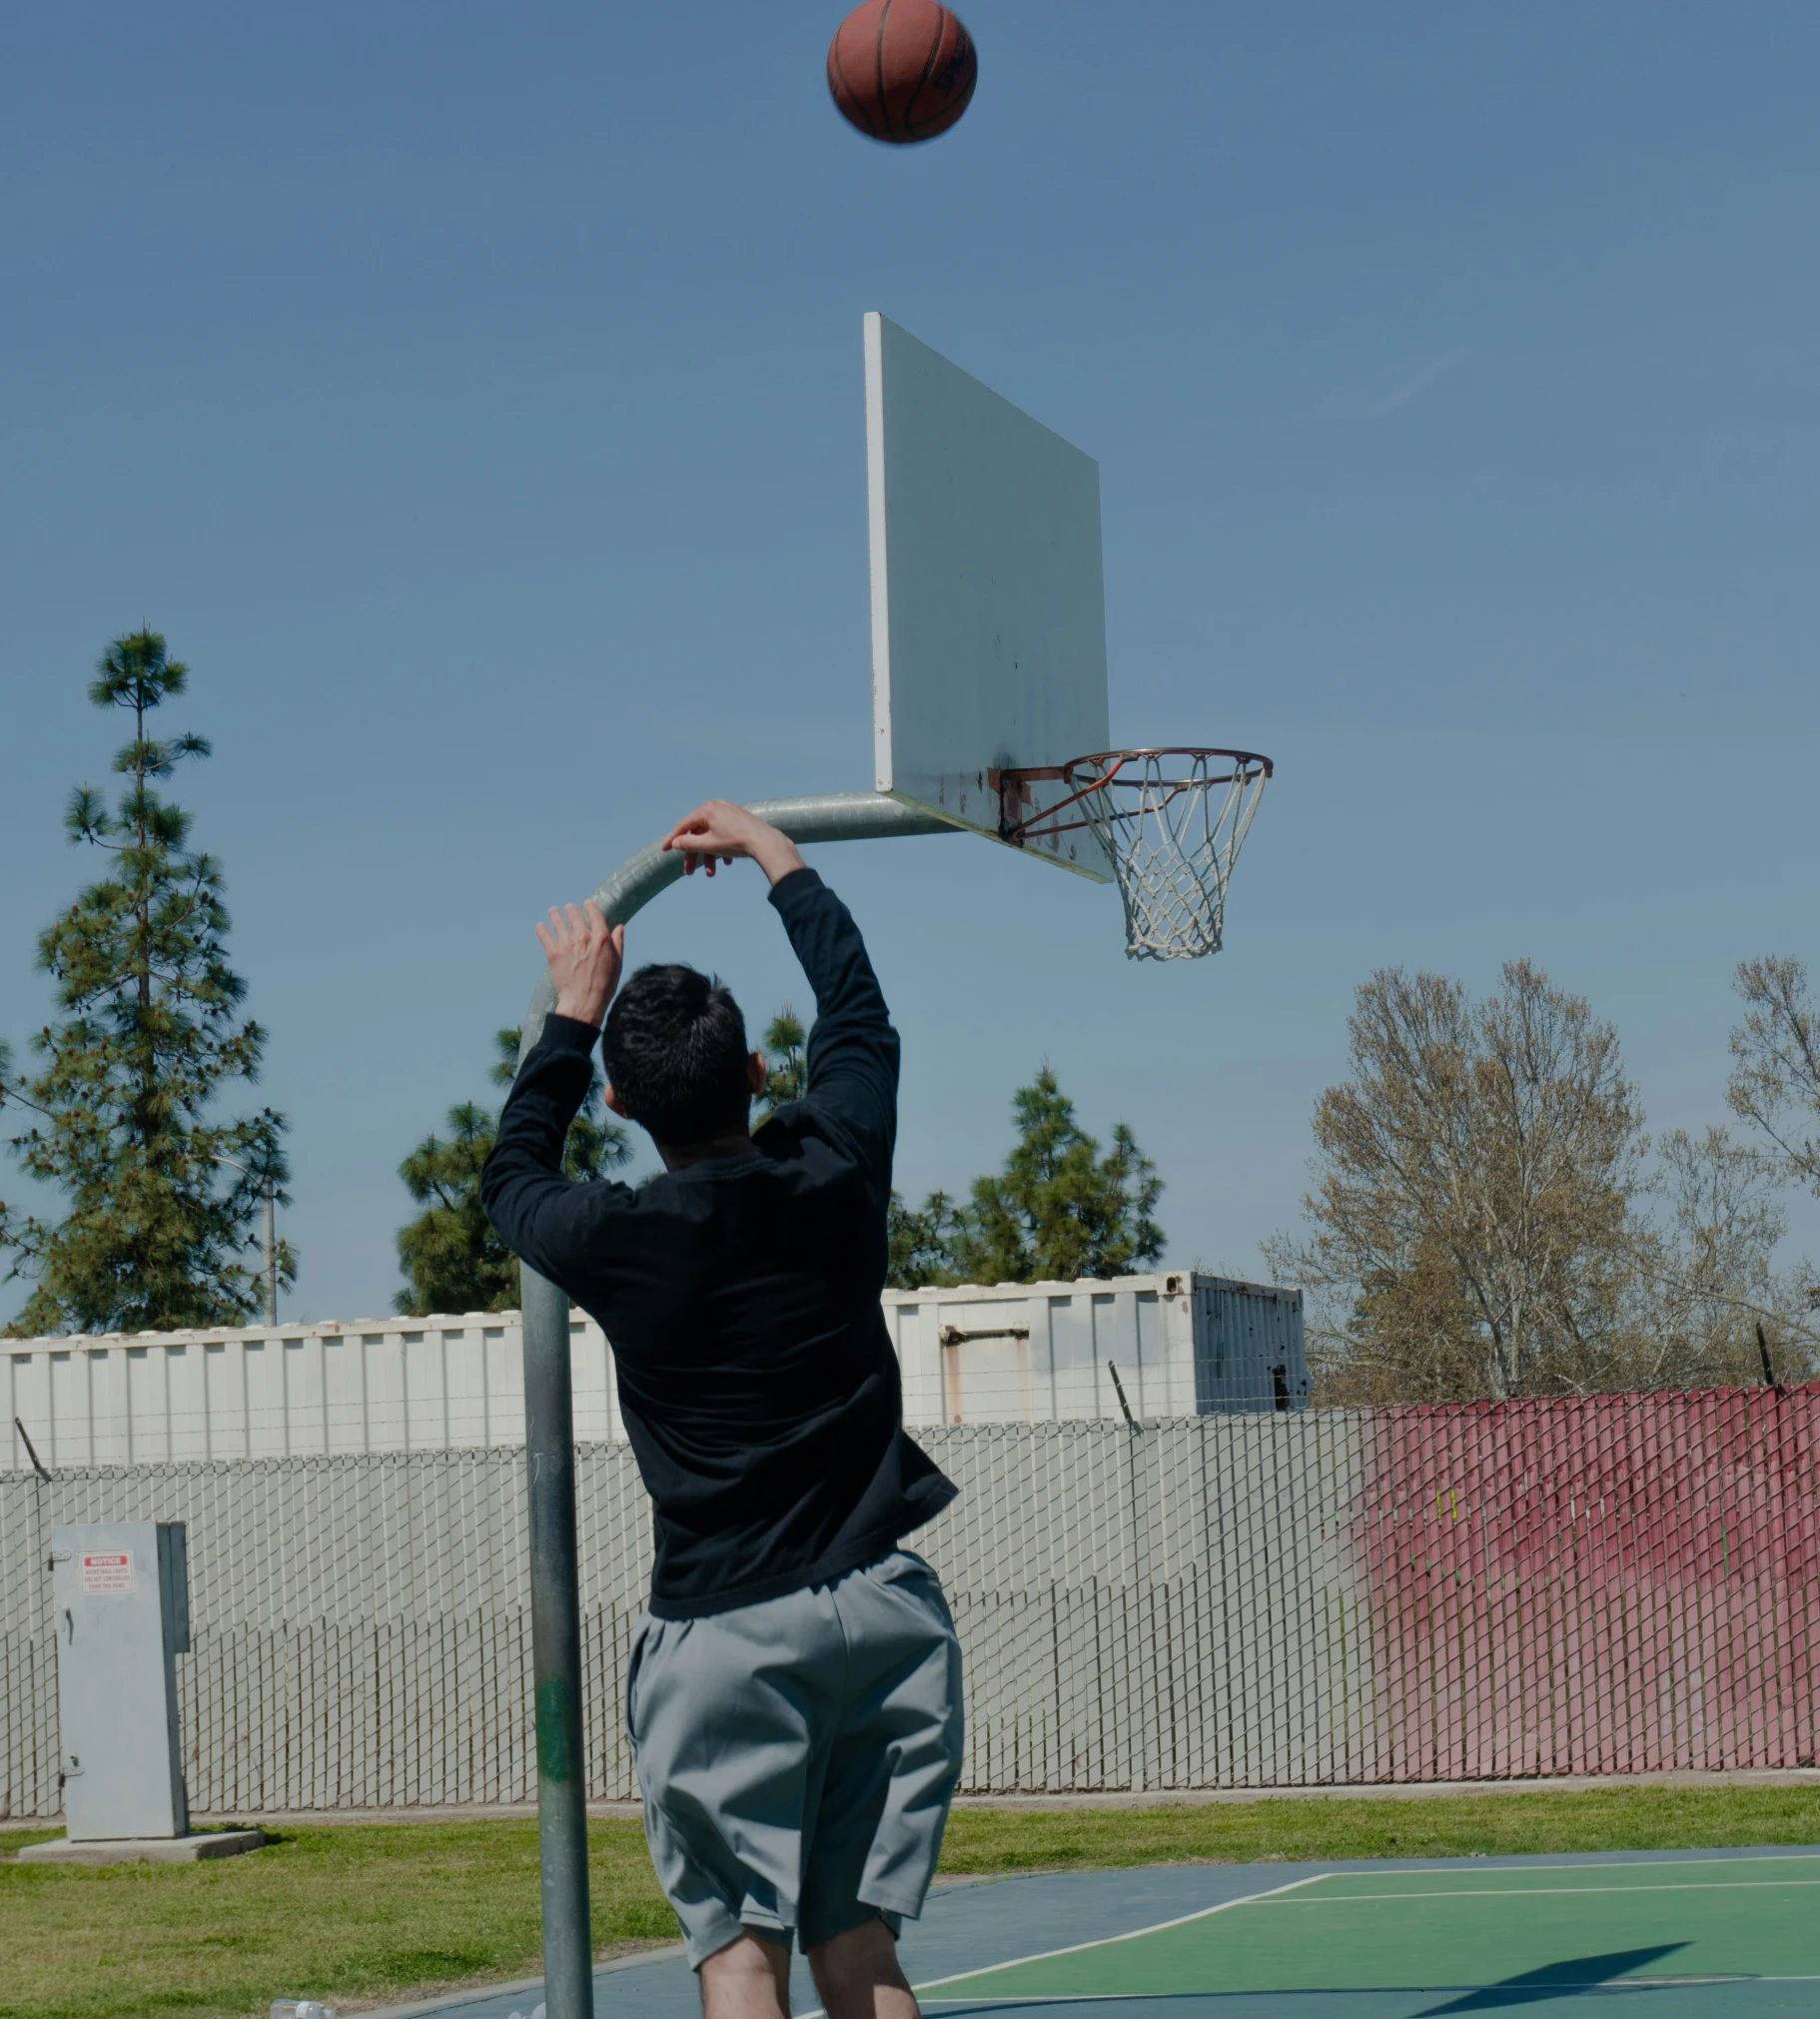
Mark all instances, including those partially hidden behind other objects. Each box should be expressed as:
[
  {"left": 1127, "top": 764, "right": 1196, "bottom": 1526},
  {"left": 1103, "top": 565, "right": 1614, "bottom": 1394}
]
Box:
[{"left": 1358, "top": 1385, "right": 1820, "bottom": 1779}]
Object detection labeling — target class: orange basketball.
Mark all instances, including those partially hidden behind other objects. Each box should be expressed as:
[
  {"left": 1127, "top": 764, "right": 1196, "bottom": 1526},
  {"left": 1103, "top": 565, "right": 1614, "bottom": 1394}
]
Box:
[{"left": 826, "top": 0, "right": 978, "bottom": 145}]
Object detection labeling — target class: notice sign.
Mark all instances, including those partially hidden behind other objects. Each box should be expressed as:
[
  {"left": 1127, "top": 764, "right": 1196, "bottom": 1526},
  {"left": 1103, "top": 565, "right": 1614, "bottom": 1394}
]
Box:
[{"left": 80, "top": 1551, "right": 133, "bottom": 1595}]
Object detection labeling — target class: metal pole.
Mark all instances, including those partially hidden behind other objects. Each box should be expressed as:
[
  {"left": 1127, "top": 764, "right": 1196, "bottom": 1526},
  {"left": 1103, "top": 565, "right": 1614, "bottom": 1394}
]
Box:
[
  {"left": 514, "top": 792, "right": 953, "bottom": 2019},
  {"left": 521, "top": 1260, "right": 593, "bottom": 2015},
  {"left": 262, "top": 1178, "right": 278, "bottom": 1326}
]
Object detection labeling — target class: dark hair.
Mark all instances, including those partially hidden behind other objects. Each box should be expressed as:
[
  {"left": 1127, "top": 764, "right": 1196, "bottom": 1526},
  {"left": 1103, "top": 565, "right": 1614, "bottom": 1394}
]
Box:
[{"left": 601, "top": 964, "right": 751, "bottom": 1147}]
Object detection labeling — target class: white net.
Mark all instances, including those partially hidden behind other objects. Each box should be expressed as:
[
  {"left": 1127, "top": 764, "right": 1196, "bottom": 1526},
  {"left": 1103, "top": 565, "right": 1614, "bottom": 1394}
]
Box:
[{"left": 1066, "top": 748, "right": 1272, "bottom": 961}]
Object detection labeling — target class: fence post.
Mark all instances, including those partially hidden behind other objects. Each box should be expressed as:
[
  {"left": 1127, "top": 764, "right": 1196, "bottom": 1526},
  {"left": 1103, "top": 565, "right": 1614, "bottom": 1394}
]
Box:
[
  {"left": 1124, "top": 1417, "right": 1153, "bottom": 1791},
  {"left": 522, "top": 1264, "right": 593, "bottom": 2019}
]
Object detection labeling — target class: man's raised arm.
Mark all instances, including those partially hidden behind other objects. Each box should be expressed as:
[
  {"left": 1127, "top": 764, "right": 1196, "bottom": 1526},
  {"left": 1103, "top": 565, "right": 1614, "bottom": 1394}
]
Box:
[
  {"left": 663, "top": 801, "right": 898, "bottom": 1171},
  {"left": 479, "top": 900, "right": 625, "bottom": 1284},
  {"left": 660, "top": 798, "right": 807, "bottom": 887}
]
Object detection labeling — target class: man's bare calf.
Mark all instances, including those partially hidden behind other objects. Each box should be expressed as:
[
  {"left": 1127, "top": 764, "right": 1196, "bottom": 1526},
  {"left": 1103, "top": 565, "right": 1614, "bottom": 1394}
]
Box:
[{"left": 698, "top": 1919, "right": 920, "bottom": 2019}]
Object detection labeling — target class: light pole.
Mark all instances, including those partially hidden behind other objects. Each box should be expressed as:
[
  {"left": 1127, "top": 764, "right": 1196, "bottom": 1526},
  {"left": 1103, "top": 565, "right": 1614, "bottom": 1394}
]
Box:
[{"left": 213, "top": 1154, "right": 279, "bottom": 1325}]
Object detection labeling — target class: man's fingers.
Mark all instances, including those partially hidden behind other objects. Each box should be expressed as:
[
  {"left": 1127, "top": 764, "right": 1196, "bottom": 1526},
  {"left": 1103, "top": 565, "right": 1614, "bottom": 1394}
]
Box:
[
  {"left": 661, "top": 803, "right": 719, "bottom": 852},
  {"left": 537, "top": 902, "right": 618, "bottom": 952},
  {"left": 661, "top": 799, "right": 757, "bottom": 859}
]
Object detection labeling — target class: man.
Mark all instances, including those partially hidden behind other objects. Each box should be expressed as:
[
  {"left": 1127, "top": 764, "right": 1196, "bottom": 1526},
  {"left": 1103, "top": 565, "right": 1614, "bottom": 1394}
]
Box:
[{"left": 481, "top": 799, "right": 962, "bottom": 2019}]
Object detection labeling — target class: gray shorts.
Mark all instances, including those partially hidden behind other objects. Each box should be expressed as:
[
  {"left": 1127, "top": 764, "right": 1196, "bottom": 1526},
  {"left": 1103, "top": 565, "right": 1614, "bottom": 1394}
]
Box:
[{"left": 625, "top": 1549, "right": 964, "bottom": 1967}]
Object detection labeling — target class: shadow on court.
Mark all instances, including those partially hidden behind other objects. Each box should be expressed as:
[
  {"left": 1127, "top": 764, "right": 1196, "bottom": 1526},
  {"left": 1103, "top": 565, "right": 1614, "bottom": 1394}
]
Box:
[{"left": 1417, "top": 1945, "right": 1691, "bottom": 2010}]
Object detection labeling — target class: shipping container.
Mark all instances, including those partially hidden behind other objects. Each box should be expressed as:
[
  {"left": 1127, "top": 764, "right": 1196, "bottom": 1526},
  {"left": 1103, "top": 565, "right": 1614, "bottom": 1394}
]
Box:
[
  {"left": 1, "top": 1316, "right": 611, "bottom": 1468},
  {"left": 882, "top": 1273, "right": 1308, "bottom": 1426},
  {"left": 4, "top": 1274, "right": 1306, "bottom": 1468}
]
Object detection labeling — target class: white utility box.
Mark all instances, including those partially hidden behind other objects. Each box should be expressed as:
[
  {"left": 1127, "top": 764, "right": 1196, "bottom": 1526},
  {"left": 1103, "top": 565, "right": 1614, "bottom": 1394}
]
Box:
[
  {"left": 20, "top": 1518, "right": 263, "bottom": 1863},
  {"left": 50, "top": 1519, "right": 192, "bottom": 1839}
]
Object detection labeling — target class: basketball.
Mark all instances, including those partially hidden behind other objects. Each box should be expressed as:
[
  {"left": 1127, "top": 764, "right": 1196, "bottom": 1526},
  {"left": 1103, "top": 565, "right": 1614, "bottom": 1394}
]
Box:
[{"left": 826, "top": 0, "right": 978, "bottom": 145}]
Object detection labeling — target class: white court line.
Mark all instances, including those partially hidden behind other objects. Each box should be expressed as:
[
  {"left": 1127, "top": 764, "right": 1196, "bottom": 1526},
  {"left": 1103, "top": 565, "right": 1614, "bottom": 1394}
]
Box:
[
  {"left": 918, "top": 1983, "right": 1820, "bottom": 2005},
  {"left": 1354, "top": 1851, "right": 1820, "bottom": 1874},
  {"left": 1255, "top": 1879, "right": 1820, "bottom": 1901},
  {"left": 909, "top": 1874, "right": 1335, "bottom": 1992}
]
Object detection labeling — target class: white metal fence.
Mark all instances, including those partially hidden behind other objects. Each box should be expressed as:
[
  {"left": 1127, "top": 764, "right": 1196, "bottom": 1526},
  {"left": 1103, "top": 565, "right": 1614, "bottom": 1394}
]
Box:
[{"left": 1, "top": 1417, "right": 1367, "bottom": 1817}]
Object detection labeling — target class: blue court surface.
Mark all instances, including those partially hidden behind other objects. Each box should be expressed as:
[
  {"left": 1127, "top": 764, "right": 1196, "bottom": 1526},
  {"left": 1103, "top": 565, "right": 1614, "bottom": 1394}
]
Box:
[{"left": 392, "top": 1845, "right": 1820, "bottom": 2019}]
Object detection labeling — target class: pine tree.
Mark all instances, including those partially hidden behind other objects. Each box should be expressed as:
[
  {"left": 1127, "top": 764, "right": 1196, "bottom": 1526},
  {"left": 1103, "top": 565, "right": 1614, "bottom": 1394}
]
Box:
[
  {"left": 754, "top": 1005, "right": 807, "bottom": 1124},
  {"left": 886, "top": 1188, "right": 963, "bottom": 1289},
  {"left": 949, "top": 1068, "right": 1165, "bottom": 1284},
  {"left": 395, "top": 1028, "right": 629, "bottom": 1316},
  {"left": 1, "top": 630, "right": 293, "bottom": 1337}
]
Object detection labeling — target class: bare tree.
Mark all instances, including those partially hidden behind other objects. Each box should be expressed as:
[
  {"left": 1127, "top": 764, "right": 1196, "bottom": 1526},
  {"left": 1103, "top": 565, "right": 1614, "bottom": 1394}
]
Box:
[
  {"left": 1727, "top": 955, "right": 1820, "bottom": 1195},
  {"left": 1722, "top": 953, "right": 1820, "bottom": 1356},
  {"left": 1271, "top": 954, "right": 1820, "bottom": 1406},
  {"left": 1626, "top": 1127, "right": 1817, "bottom": 1390},
  {"left": 1266, "top": 961, "right": 1649, "bottom": 1404}
]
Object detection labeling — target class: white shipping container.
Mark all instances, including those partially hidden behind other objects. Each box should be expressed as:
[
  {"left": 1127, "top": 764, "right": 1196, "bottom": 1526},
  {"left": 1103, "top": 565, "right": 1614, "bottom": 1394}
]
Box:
[
  {"left": 884, "top": 1273, "right": 1308, "bottom": 1427},
  {"left": 4, "top": 1275, "right": 1306, "bottom": 1470},
  {"left": 2, "top": 1316, "right": 623, "bottom": 1470}
]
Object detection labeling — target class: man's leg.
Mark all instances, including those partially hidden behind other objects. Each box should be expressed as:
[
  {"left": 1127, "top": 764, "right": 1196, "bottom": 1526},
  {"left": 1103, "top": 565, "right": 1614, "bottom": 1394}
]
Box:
[
  {"left": 807, "top": 1916, "right": 920, "bottom": 2019},
  {"left": 800, "top": 1553, "right": 962, "bottom": 1957},
  {"left": 630, "top": 1598, "right": 841, "bottom": 1978},
  {"left": 698, "top": 1930, "right": 792, "bottom": 2019}
]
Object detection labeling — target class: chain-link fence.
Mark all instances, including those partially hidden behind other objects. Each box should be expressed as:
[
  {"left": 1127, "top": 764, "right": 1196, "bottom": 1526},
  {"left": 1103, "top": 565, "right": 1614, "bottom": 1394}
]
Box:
[{"left": 5, "top": 1391, "right": 1816, "bottom": 1817}]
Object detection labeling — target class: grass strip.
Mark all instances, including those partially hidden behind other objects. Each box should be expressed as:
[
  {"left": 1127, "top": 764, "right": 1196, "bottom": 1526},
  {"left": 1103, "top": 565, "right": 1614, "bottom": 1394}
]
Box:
[
  {"left": 2, "top": 1787, "right": 1817, "bottom": 2019},
  {"left": 0, "top": 1819, "right": 671, "bottom": 2019},
  {"left": 938, "top": 1785, "right": 1820, "bottom": 1871}
]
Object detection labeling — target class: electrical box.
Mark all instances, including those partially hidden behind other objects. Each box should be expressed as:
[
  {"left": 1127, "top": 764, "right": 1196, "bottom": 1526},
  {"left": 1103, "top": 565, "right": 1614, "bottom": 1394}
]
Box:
[{"left": 49, "top": 1520, "right": 191, "bottom": 1841}]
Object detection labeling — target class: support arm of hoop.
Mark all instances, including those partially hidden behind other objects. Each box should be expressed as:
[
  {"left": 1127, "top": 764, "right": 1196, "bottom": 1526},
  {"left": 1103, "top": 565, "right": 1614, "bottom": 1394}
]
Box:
[{"left": 515, "top": 792, "right": 956, "bottom": 1061}]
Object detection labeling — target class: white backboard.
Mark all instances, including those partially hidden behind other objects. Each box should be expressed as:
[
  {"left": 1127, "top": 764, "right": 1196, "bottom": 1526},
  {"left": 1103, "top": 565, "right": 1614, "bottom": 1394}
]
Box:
[{"left": 866, "top": 313, "right": 1113, "bottom": 881}]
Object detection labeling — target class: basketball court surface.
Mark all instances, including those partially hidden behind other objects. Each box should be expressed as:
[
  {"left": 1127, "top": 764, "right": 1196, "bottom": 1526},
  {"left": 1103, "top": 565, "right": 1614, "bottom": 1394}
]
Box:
[{"left": 392, "top": 1846, "right": 1820, "bottom": 2019}]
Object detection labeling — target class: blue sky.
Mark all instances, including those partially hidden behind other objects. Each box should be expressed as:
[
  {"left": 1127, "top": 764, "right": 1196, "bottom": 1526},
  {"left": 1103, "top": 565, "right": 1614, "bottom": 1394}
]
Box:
[{"left": 3, "top": 2, "right": 1818, "bottom": 1327}]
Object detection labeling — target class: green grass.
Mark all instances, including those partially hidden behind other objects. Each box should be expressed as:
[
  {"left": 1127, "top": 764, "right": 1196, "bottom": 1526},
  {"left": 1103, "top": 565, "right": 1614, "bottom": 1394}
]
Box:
[
  {"left": 939, "top": 1783, "right": 1820, "bottom": 1872},
  {"left": 0, "top": 1819, "right": 674, "bottom": 2019},
  {"left": 1, "top": 1788, "right": 1817, "bottom": 2019}
]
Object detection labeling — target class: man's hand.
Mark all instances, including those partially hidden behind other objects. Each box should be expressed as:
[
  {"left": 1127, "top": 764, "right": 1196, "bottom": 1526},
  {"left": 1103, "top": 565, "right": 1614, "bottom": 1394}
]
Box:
[
  {"left": 661, "top": 801, "right": 807, "bottom": 887},
  {"left": 535, "top": 900, "right": 624, "bottom": 1030}
]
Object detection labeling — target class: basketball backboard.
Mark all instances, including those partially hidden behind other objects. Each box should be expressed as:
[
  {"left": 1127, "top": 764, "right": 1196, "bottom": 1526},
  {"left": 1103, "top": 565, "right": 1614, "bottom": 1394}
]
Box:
[{"left": 865, "top": 313, "right": 1114, "bottom": 881}]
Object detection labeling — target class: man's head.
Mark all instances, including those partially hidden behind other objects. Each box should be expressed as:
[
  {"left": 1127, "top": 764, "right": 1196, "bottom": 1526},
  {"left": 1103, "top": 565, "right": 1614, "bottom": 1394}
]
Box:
[{"left": 601, "top": 963, "right": 765, "bottom": 1152}]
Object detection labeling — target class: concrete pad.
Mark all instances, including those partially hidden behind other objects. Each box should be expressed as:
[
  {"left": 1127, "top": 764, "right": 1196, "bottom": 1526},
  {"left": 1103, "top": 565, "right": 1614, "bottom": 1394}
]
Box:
[{"left": 18, "top": 1828, "right": 267, "bottom": 1865}]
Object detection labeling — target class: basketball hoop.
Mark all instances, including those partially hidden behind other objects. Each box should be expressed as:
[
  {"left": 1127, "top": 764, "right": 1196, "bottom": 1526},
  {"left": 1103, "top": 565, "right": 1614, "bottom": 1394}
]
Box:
[{"left": 992, "top": 748, "right": 1274, "bottom": 961}]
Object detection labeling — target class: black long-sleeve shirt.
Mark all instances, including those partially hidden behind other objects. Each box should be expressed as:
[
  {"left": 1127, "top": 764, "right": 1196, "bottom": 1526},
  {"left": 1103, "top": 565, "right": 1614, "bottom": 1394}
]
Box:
[{"left": 480, "top": 867, "right": 956, "bottom": 1618}]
